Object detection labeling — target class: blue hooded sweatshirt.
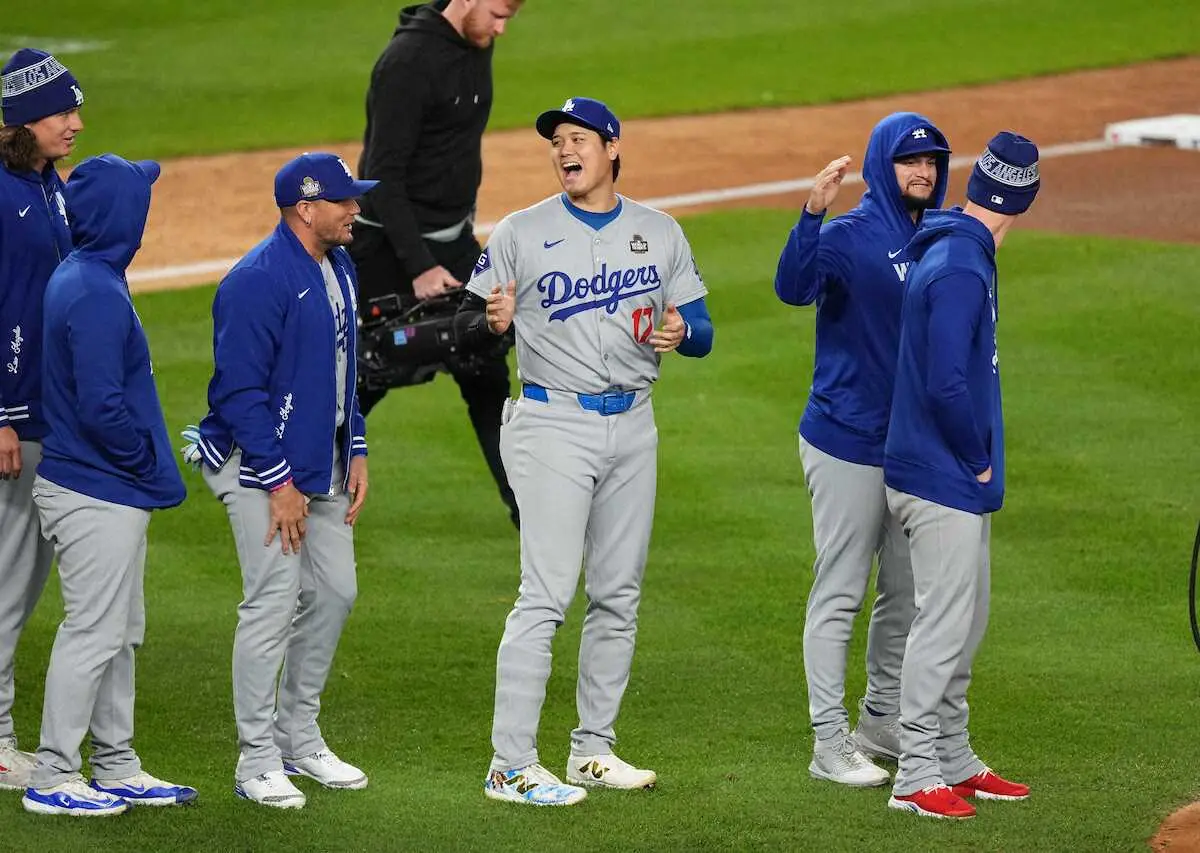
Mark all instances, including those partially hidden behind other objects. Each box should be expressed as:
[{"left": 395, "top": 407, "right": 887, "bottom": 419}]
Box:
[
  {"left": 38, "top": 155, "right": 186, "bottom": 510},
  {"left": 883, "top": 208, "right": 1004, "bottom": 515},
  {"left": 0, "top": 160, "right": 73, "bottom": 438},
  {"left": 775, "top": 112, "right": 950, "bottom": 467}
]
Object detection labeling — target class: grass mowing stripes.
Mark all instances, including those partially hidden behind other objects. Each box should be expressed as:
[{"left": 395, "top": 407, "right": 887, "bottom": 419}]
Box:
[
  {"left": 8, "top": 210, "right": 1199, "bottom": 850},
  {"left": 2, "top": 0, "right": 1197, "bottom": 160}
]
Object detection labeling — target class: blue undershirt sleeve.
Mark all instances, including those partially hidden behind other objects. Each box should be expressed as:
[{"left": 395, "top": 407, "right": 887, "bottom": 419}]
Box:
[
  {"left": 924, "top": 274, "right": 991, "bottom": 474},
  {"left": 676, "top": 297, "right": 713, "bottom": 358}
]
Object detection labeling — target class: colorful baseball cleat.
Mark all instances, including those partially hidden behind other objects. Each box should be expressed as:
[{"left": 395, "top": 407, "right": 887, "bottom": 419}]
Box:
[
  {"left": 566, "top": 753, "right": 656, "bottom": 790},
  {"left": 22, "top": 776, "right": 129, "bottom": 817},
  {"left": 90, "top": 771, "right": 198, "bottom": 806},
  {"left": 810, "top": 730, "right": 891, "bottom": 787},
  {"left": 0, "top": 736, "right": 37, "bottom": 791},
  {"left": 283, "top": 749, "right": 368, "bottom": 790},
  {"left": 889, "top": 784, "right": 976, "bottom": 819},
  {"left": 852, "top": 698, "right": 901, "bottom": 761},
  {"left": 484, "top": 764, "right": 587, "bottom": 806},
  {"left": 235, "top": 770, "right": 306, "bottom": 809},
  {"left": 950, "top": 768, "right": 1030, "bottom": 801}
]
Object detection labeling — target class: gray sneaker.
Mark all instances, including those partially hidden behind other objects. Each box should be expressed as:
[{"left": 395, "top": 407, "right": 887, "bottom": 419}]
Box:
[
  {"left": 809, "top": 730, "right": 890, "bottom": 787},
  {"left": 852, "top": 697, "right": 901, "bottom": 761}
]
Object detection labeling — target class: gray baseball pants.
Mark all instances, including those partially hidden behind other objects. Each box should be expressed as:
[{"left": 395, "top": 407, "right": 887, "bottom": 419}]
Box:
[
  {"left": 885, "top": 487, "right": 989, "bottom": 796},
  {"left": 203, "top": 451, "right": 357, "bottom": 782},
  {"left": 799, "top": 437, "right": 914, "bottom": 740},
  {"left": 490, "top": 391, "right": 657, "bottom": 771},
  {"left": 0, "top": 441, "right": 55, "bottom": 741},
  {"left": 30, "top": 476, "right": 149, "bottom": 788}
]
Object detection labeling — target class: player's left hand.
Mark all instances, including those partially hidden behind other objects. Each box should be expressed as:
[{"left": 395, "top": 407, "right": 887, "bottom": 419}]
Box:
[
  {"left": 345, "top": 456, "right": 369, "bottom": 526},
  {"left": 649, "top": 303, "right": 686, "bottom": 353}
]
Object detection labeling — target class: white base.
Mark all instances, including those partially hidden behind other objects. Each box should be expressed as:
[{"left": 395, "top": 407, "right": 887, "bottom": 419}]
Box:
[{"left": 1104, "top": 114, "right": 1200, "bottom": 150}]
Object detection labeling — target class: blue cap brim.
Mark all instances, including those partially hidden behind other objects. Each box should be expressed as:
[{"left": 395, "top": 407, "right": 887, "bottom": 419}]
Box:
[
  {"left": 325, "top": 179, "right": 378, "bottom": 200},
  {"left": 536, "top": 110, "right": 613, "bottom": 141},
  {"left": 134, "top": 160, "right": 161, "bottom": 185}
]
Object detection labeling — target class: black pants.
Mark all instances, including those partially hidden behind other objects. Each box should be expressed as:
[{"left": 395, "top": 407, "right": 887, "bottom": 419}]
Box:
[{"left": 350, "top": 225, "right": 518, "bottom": 527}]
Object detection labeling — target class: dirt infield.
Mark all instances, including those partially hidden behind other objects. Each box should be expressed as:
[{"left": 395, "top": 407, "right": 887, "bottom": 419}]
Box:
[{"left": 128, "top": 56, "right": 1200, "bottom": 292}]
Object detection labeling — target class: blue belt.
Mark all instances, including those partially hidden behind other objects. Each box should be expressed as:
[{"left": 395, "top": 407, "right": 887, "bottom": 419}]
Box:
[{"left": 522, "top": 383, "right": 636, "bottom": 416}]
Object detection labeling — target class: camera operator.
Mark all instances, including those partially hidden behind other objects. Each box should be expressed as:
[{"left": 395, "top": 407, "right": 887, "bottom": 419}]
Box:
[{"left": 351, "top": 0, "right": 524, "bottom": 528}]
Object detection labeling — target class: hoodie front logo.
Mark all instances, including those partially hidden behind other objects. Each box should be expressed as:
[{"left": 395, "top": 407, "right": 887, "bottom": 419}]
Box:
[{"left": 892, "top": 262, "right": 909, "bottom": 283}]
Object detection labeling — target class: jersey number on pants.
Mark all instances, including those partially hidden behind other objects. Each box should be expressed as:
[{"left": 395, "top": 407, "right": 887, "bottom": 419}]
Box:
[{"left": 632, "top": 307, "right": 654, "bottom": 344}]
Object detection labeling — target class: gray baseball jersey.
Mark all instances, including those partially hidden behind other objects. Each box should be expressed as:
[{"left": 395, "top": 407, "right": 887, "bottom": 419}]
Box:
[{"left": 467, "top": 195, "right": 707, "bottom": 393}]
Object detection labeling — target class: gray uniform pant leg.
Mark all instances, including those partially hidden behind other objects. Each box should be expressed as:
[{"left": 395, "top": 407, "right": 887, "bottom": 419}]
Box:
[
  {"left": 887, "top": 488, "right": 989, "bottom": 796},
  {"left": 571, "top": 400, "right": 657, "bottom": 756},
  {"left": 0, "top": 442, "right": 55, "bottom": 739},
  {"left": 799, "top": 438, "right": 914, "bottom": 739},
  {"left": 490, "top": 396, "right": 601, "bottom": 771},
  {"left": 273, "top": 490, "right": 357, "bottom": 761},
  {"left": 31, "top": 477, "right": 149, "bottom": 788},
  {"left": 205, "top": 454, "right": 357, "bottom": 781}
]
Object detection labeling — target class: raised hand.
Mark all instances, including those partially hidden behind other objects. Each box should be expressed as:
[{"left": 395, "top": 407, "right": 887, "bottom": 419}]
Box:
[
  {"left": 486, "top": 281, "right": 517, "bottom": 335},
  {"left": 805, "top": 155, "right": 852, "bottom": 215}
]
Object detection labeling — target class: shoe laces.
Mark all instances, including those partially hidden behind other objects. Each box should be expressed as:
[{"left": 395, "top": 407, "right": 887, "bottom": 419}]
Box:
[
  {"left": 831, "top": 733, "right": 874, "bottom": 770},
  {"left": 518, "top": 763, "right": 563, "bottom": 787},
  {"left": 920, "top": 783, "right": 953, "bottom": 798}
]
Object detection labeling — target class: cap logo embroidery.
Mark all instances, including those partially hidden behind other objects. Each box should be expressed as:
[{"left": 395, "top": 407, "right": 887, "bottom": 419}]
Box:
[
  {"left": 563, "top": 98, "right": 576, "bottom": 112},
  {"left": 911, "top": 128, "right": 928, "bottom": 139},
  {"left": 991, "top": 194, "right": 1004, "bottom": 204},
  {"left": 338, "top": 158, "right": 353, "bottom": 179},
  {"left": 71, "top": 84, "right": 83, "bottom": 105},
  {"left": 977, "top": 149, "right": 1040, "bottom": 187},
  {"left": 1, "top": 55, "right": 68, "bottom": 98},
  {"left": 300, "top": 176, "right": 322, "bottom": 198}
]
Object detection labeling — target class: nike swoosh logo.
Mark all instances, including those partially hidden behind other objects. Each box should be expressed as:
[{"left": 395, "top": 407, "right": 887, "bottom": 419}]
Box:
[
  {"left": 18, "top": 206, "right": 30, "bottom": 218},
  {"left": 544, "top": 239, "right": 565, "bottom": 249},
  {"left": 888, "top": 249, "right": 903, "bottom": 258},
  {"left": 298, "top": 288, "right": 310, "bottom": 299}
]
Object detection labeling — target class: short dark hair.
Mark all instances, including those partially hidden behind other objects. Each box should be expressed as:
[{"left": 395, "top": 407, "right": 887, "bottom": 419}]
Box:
[{"left": 0, "top": 125, "right": 40, "bottom": 172}]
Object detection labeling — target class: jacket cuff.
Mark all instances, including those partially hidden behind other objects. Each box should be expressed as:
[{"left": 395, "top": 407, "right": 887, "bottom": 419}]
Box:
[
  {"left": 243, "top": 458, "right": 293, "bottom": 489},
  {"left": 0, "top": 410, "right": 9, "bottom": 429},
  {"left": 350, "top": 436, "right": 368, "bottom": 458}
]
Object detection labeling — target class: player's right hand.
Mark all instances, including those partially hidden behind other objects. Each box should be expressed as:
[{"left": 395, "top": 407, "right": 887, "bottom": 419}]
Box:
[
  {"left": 266, "top": 480, "right": 309, "bottom": 555},
  {"left": 805, "top": 155, "right": 852, "bottom": 215},
  {"left": 976, "top": 466, "right": 993, "bottom": 484},
  {"left": 413, "top": 265, "right": 462, "bottom": 300},
  {"left": 486, "top": 281, "right": 517, "bottom": 335},
  {"left": 0, "top": 425, "right": 22, "bottom": 480}
]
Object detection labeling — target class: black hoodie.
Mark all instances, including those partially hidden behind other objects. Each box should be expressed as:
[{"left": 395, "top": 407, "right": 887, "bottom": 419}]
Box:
[{"left": 357, "top": 1, "right": 494, "bottom": 278}]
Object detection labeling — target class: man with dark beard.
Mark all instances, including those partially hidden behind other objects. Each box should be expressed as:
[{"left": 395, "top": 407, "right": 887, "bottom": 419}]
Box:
[
  {"left": 350, "top": 0, "right": 524, "bottom": 527},
  {"left": 773, "top": 113, "right": 951, "bottom": 789}
]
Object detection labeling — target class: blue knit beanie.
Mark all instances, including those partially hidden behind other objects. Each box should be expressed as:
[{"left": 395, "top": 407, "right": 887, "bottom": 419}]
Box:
[
  {"left": 2, "top": 49, "right": 84, "bottom": 126},
  {"left": 967, "top": 131, "right": 1040, "bottom": 215}
]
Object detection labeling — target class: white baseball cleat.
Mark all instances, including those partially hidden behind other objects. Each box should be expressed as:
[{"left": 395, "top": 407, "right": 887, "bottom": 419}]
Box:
[
  {"left": 91, "top": 771, "right": 198, "bottom": 806},
  {"left": 235, "top": 770, "right": 306, "bottom": 809},
  {"left": 484, "top": 763, "right": 587, "bottom": 806},
  {"left": 22, "top": 775, "right": 129, "bottom": 817},
  {"left": 283, "top": 749, "right": 368, "bottom": 790},
  {"left": 0, "top": 736, "right": 37, "bottom": 791},
  {"left": 566, "top": 752, "right": 657, "bottom": 790},
  {"left": 810, "top": 730, "right": 891, "bottom": 787}
]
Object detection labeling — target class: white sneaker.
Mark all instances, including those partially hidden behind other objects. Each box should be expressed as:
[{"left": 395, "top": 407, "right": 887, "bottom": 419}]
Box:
[
  {"left": 235, "top": 770, "right": 306, "bottom": 809},
  {"left": 853, "top": 698, "right": 901, "bottom": 761},
  {"left": 566, "top": 753, "right": 657, "bottom": 790},
  {"left": 484, "top": 763, "right": 587, "bottom": 806},
  {"left": 91, "top": 771, "right": 198, "bottom": 806},
  {"left": 809, "top": 730, "right": 891, "bottom": 787},
  {"left": 22, "top": 775, "right": 128, "bottom": 817},
  {"left": 283, "top": 749, "right": 367, "bottom": 790},
  {"left": 0, "top": 736, "right": 37, "bottom": 791}
]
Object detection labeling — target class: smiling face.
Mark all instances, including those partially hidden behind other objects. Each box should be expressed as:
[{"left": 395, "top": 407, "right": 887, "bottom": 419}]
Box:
[
  {"left": 300, "top": 196, "right": 361, "bottom": 249},
  {"left": 894, "top": 153, "right": 939, "bottom": 213},
  {"left": 26, "top": 108, "right": 84, "bottom": 165},
  {"left": 549, "top": 122, "right": 618, "bottom": 199}
]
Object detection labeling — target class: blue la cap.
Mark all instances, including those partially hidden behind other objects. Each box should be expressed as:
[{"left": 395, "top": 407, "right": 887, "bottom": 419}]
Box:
[
  {"left": 893, "top": 123, "right": 952, "bottom": 159},
  {"left": 967, "top": 131, "right": 1040, "bottom": 215},
  {"left": 2, "top": 48, "right": 84, "bottom": 126},
  {"left": 536, "top": 97, "right": 620, "bottom": 141},
  {"left": 274, "top": 153, "right": 378, "bottom": 208}
]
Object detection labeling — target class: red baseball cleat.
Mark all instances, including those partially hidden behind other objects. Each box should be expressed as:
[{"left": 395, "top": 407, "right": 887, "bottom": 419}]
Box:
[
  {"left": 888, "top": 784, "right": 976, "bottom": 819},
  {"left": 951, "top": 768, "right": 1030, "bottom": 801}
]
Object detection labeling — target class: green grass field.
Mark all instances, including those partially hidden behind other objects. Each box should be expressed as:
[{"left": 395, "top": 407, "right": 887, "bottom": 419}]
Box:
[
  {"left": 2, "top": 0, "right": 1198, "bottom": 159},
  {"left": 9, "top": 212, "right": 1200, "bottom": 850}
]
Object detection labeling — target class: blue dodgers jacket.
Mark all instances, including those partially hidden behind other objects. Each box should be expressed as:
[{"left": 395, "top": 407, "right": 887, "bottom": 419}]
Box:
[
  {"left": 39, "top": 155, "right": 186, "bottom": 510},
  {"left": 774, "top": 112, "right": 950, "bottom": 467},
  {"left": 0, "top": 160, "right": 73, "bottom": 438},
  {"left": 884, "top": 209, "right": 1005, "bottom": 515},
  {"left": 198, "top": 221, "right": 368, "bottom": 494}
]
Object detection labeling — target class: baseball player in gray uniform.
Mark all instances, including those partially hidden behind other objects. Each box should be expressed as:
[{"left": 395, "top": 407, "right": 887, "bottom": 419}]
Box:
[{"left": 456, "top": 97, "right": 714, "bottom": 806}]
